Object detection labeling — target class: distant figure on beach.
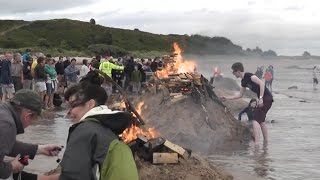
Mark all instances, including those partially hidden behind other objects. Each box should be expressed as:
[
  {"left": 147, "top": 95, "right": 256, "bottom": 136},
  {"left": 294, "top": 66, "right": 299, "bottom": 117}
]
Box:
[
  {"left": 268, "top": 65, "right": 274, "bottom": 91},
  {"left": 255, "top": 66, "right": 263, "bottom": 79},
  {"left": 221, "top": 62, "right": 273, "bottom": 146},
  {"left": 238, "top": 98, "right": 257, "bottom": 121},
  {"left": 313, "top": 65, "right": 320, "bottom": 89},
  {"left": 264, "top": 69, "right": 273, "bottom": 92}
]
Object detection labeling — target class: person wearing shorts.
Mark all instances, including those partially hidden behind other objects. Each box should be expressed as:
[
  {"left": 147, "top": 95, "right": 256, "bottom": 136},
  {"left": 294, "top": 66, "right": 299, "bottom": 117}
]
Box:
[
  {"left": 313, "top": 65, "right": 319, "bottom": 90},
  {"left": 1, "top": 84, "right": 15, "bottom": 102},
  {"left": 1, "top": 52, "right": 14, "bottom": 102},
  {"left": 34, "top": 57, "right": 47, "bottom": 104},
  {"left": 44, "top": 58, "right": 57, "bottom": 109},
  {"left": 221, "top": 62, "right": 273, "bottom": 146},
  {"left": 55, "top": 56, "right": 65, "bottom": 94}
]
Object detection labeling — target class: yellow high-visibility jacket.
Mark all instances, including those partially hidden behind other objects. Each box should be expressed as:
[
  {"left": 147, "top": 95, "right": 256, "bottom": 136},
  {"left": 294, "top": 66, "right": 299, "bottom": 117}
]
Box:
[{"left": 99, "top": 61, "right": 124, "bottom": 77}]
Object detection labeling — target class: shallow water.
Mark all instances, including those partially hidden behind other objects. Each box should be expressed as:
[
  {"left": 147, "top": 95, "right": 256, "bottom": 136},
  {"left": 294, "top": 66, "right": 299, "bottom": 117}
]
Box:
[
  {"left": 195, "top": 56, "right": 320, "bottom": 180},
  {"left": 19, "top": 56, "right": 320, "bottom": 179}
]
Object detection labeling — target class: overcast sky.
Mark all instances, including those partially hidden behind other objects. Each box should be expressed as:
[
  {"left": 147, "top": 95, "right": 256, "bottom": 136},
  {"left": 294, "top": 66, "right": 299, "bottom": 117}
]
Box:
[{"left": 0, "top": 0, "right": 319, "bottom": 55}]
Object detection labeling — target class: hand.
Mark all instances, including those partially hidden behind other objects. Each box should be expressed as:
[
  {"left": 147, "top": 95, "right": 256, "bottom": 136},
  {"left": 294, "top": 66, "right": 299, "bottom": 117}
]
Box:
[
  {"left": 258, "top": 98, "right": 264, "bottom": 107},
  {"left": 11, "top": 155, "right": 24, "bottom": 173},
  {"left": 37, "top": 144, "right": 63, "bottom": 156},
  {"left": 220, "top": 96, "right": 227, "bottom": 102},
  {"left": 38, "top": 174, "right": 60, "bottom": 180}
]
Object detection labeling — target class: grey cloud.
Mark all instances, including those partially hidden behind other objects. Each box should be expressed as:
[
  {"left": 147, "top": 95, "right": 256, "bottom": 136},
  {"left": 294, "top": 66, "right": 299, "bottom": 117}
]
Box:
[
  {"left": 0, "top": 0, "right": 95, "bottom": 15},
  {"left": 1, "top": 7, "right": 319, "bottom": 55},
  {"left": 99, "top": 10, "right": 320, "bottom": 55}
]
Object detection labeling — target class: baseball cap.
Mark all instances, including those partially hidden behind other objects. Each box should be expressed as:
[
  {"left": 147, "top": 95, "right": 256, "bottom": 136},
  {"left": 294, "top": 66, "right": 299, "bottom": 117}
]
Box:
[{"left": 11, "top": 89, "right": 43, "bottom": 115}]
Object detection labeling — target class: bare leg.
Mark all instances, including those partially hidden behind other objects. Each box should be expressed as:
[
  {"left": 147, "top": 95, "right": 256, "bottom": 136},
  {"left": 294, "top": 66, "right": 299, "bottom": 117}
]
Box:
[
  {"left": 252, "top": 120, "right": 261, "bottom": 146},
  {"left": 260, "top": 122, "right": 268, "bottom": 145},
  {"left": 7, "top": 92, "right": 13, "bottom": 101},
  {"left": 48, "top": 94, "right": 54, "bottom": 109},
  {"left": 44, "top": 93, "right": 50, "bottom": 109},
  {"left": 2, "top": 93, "right": 6, "bottom": 102},
  {"left": 39, "top": 91, "right": 46, "bottom": 109}
]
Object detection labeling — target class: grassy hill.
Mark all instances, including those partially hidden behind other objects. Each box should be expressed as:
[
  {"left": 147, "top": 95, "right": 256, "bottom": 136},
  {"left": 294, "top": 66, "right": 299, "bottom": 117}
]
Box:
[{"left": 0, "top": 19, "right": 245, "bottom": 57}]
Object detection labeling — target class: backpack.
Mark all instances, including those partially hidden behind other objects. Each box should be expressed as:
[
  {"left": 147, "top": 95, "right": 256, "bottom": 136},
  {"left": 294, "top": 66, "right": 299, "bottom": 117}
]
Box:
[{"left": 86, "top": 118, "right": 139, "bottom": 180}]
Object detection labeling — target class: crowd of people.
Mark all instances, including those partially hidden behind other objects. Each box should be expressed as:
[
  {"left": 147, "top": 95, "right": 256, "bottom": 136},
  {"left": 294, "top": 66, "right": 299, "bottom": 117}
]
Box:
[
  {"left": 255, "top": 65, "right": 274, "bottom": 92},
  {"left": 0, "top": 49, "right": 169, "bottom": 179},
  {"left": 0, "top": 50, "right": 165, "bottom": 110}
]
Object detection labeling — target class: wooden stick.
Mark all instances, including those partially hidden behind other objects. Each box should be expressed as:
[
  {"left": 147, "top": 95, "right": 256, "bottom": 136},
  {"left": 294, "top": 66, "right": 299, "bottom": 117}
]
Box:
[{"left": 95, "top": 69, "right": 145, "bottom": 125}]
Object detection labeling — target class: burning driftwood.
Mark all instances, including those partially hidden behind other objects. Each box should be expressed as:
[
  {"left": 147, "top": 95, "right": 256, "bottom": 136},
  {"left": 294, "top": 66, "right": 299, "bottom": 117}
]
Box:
[{"left": 128, "top": 134, "right": 191, "bottom": 164}]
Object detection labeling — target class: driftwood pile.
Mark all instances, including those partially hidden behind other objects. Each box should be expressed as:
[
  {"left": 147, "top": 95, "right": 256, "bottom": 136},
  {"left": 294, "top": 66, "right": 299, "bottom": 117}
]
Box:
[{"left": 128, "top": 135, "right": 191, "bottom": 164}]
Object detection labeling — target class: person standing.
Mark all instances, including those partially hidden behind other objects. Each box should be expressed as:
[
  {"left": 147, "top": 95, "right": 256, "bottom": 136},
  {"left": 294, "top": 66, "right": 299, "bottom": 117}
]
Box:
[
  {"left": 44, "top": 59, "right": 57, "bottom": 109},
  {"left": 99, "top": 58, "right": 124, "bottom": 96},
  {"left": 264, "top": 69, "right": 273, "bottom": 92},
  {"left": 55, "top": 56, "right": 65, "bottom": 94},
  {"left": 79, "top": 59, "right": 89, "bottom": 80},
  {"left": 22, "top": 49, "right": 31, "bottom": 65},
  {"left": 0, "top": 52, "right": 14, "bottom": 102},
  {"left": 255, "top": 66, "right": 263, "bottom": 79},
  {"left": 64, "top": 58, "right": 79, "bottom": 87},
  {"left": 23, "top": 57, "right": 33, "bottom": 89},
  {"left": 313, "top": 65, "right": 319, "bottom": 90},
  {"left": 150, "top": 59, "right": 158, "bottom": 72},
  {"left": 131, "top": 65, "right": 142, "bottom": 94},
  {"left": 11, "top": 53, "right": 24, "bottom": 92},
  {"left": 34, "top": 57, "right": 47, "bottom": 104},
  {"left": 221, "top": 62, "right": 273, "bottom": 146},
  {"left": 268, "top": 65, "right": 274, "bottom": 92}
]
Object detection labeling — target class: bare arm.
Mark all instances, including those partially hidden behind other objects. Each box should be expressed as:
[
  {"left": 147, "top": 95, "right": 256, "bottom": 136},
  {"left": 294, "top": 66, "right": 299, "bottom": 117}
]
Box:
[
  {"left": 224, "top": 87, "right": 246, "bottom": 100},
  {"left": 251, "top": 75, "right": 265, "bottom": 98}
]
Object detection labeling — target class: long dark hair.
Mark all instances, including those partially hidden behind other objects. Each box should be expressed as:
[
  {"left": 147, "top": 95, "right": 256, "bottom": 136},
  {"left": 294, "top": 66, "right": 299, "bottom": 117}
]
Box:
[
  {"left": 249, "top": 98, "right": 257, "bottom": 106},
  {"left": 64, "top": 71, "right": 106, "bottom": 106}
]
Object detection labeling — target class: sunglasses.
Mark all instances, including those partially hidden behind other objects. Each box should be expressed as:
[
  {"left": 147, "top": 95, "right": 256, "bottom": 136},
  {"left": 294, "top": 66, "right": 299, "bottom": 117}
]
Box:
[{"left": 68, "top": 100, "right": 85, "bottom": 110}]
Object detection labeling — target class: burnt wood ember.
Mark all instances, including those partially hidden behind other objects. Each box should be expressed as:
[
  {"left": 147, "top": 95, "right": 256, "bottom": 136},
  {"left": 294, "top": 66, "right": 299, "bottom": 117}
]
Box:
[{"left": 143, "top": 137, "right": 166, "bottom": 152}]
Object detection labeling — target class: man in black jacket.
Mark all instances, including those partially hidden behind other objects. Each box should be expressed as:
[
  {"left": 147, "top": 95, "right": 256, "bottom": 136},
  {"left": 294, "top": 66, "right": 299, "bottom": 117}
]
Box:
[{"left": 0, "top": 89, "right": 61, "bottom": 179}]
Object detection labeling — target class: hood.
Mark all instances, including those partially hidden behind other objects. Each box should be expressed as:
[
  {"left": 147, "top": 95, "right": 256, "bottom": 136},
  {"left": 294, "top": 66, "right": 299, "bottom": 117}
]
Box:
[
  {"left": 1, "top": 103, "right": 24, "bottom": 134},
  {"left": 80, "top": 105, "right": 132, "bottom": 135}
]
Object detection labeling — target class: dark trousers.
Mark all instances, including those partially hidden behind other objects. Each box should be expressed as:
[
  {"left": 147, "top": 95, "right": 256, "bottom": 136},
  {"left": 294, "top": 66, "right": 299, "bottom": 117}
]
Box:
[
  {"left": 13, "top": 171, "right": 37, "bottom": 180},
  {"left": 12, "top": 76, "right": 23, "bottom": 92}
]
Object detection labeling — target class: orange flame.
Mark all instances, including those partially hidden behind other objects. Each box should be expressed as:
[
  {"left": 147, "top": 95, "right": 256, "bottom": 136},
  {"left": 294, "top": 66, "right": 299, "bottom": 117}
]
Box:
[
  {"left": 156, "top": 42, "right": 196, "bottom": 78},
  {"left": 213, "top": 67, "right": 223, "bottom": 77},
  {"left": 119, "top": 100, "right": 126, "bottom": 110},
  {"left": 173, "top": 42, "right": 182, "bottom": 55},
  {"left": 155, "top": 69, "right": 169, "bottom": 78},
  {"left": 134, "top": 102, "right": 144, "bottom": 117},
  {"left": 121, "top": 101, "right": 157, "bottom": 143},
  {"left": 122, "top": 125, "right": 157, "bottom": 143}
]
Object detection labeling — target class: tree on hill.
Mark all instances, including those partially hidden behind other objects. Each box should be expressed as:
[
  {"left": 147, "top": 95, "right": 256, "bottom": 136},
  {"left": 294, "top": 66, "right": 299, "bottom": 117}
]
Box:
[
  {"left": 302, "top": 51, "right": 311, "bottom": 57},
  {"left": 88, "top": 44, "right": 128, "bottom": 57},
  {"left": 253, "top": 46, "right": 263, "bottom": 55},
  {"left": 0, "top": 19, "right": 263, "bottom": 56},
  {"left": 90, "top": 18, "right": 96, "bottom": 25},
  {"left": 262, "top": 50, "right": 277, "bottom": 57},
  {"left": 37, "top": 38, "right": 50, "bottom": 48}
]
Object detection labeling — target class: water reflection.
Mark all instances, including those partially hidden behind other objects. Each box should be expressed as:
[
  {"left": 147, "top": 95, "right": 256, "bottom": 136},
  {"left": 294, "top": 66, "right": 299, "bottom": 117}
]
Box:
[{"left": 253, "top": 144, "right": 270, "bottom": 177}]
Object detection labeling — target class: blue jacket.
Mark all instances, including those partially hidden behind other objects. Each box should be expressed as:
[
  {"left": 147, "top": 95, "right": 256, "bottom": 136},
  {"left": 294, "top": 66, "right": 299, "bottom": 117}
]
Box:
[
  {"left": 65, "top": 64, "right": 78, "bottom": 82},
  {"left": 0, "top": 60, "right": 13, "bottom": 85}
]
